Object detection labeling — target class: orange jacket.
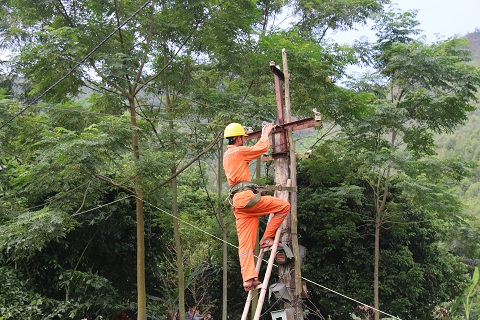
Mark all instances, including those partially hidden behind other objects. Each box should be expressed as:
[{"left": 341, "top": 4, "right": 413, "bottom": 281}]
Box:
[{"left": 223, "top": 136, "right": 270, "bottom": 208}]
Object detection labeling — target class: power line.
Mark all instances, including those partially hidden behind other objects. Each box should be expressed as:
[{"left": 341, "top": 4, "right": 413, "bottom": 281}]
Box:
[
  {"left": 61, "top": 178, "right": 401, "bottom": 320},
  {"left": 7, "top": 154, "right": 400, "bottom": 319},
  {"left": 0, "top": 103, "right": 231, "bottom": 130},
  {"left": 0, "top": 0, "right": 153, "bottom": 131},
  {"left": 139, "top": 196, "right": 402, "bottom": 320},
  {"left": 71, "top": 194, "right": 133, "bottom": 217},
  {"left": 302, "top": 277, "right": 401, "bottom": 319}
]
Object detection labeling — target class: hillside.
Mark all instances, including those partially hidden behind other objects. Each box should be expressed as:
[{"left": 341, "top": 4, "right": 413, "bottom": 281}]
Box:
[
  {"left": 435, "top": 30, "right": 480, "bottom": 215},
  {"left": 466, "top": 29, "right": 480, "bottom": 65}
]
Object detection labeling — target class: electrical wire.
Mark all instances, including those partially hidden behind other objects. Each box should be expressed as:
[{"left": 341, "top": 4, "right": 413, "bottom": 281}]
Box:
[
  {"left": 56, "top": 172, "right": 401, "bottom": 320},
  {"left": 4, "top": 137, "right": 401, "bottom": 319},
  {"left": 301, "top": 277, "right": 401, "bottom": 319},
  {"left": 0, "top": 0, "right": 153, "bottom": 131},
  {"left": 0, "top": 1, "right": 396, "bottom": 315},
  {"left": 71, "top": 194, "right": 133, "bottom": 217},
  {"left": 136, "top": 196, "right": 402, "bottom": 320},
  {"left": 303, "top": 296, "right": 326, "bottom": 320},
  {"left": 2, "top": 59, "right": 394, "bottom": 317}
]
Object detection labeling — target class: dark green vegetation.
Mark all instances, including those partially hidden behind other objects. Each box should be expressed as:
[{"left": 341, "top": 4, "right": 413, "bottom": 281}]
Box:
[{"left": 0, "top": 1, "right": 479, "bottom": 319}]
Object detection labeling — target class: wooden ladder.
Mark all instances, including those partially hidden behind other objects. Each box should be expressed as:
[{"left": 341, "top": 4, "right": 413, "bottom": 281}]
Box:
[{"left": 241, "top": 222, "right": 282, "bottom": 320}]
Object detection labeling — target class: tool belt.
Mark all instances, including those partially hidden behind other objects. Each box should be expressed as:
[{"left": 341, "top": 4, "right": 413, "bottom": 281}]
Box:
[
  {"left": 229, "top": 181, "right": 258, "bottom": 195},
  {"left": 228, "top": 181, "right": 261, "bottom": 208},
  {"left": 227, "top": 181, "right": 297, "bottom": 208}
]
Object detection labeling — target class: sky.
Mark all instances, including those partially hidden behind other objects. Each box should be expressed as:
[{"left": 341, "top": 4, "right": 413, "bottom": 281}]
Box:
[
  {"left": 334, "top": 0, "right": 480, "bottom": 44},
  {"left": 394, "top": 0, "right": 479, "bottom": 39}
]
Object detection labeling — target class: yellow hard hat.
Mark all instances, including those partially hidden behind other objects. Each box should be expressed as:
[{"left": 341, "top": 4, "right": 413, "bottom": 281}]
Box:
[{"left": 224, "top": 123, "right": 248, "bottom": 138}]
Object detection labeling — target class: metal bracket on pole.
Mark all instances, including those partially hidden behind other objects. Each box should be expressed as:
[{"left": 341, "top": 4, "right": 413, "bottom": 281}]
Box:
[
  {"left": 257, "top": 185, "right": 297, "bottom": 193},
  {"left": 244, "top": 116, "right": 322, "bottom": 141}
]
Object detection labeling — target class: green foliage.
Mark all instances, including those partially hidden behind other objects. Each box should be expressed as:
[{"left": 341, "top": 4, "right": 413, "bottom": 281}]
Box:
[
  {"left": 294, "top": 0, "right": 388, "bottom": 38},
  {"left": 0, "top": 207, "right": 76, "bottom": 260},
  {"left": 0, "top": 266, "right": 51, "bottom": 320},
  {"left": 298, "top": 139, "right": 469, "bottom": 319},
  {"left": 0, "top": 266, "right": 120, "bottom": 320},
  {"left": 372, "top": 8, "right": 422, "bottom": 68},
  {"left": 436, "top": 110, "right": 480, "bottom": 200},
  {"left": 1, "top": 1, "right": 479, "bottom": 319},
  {"left": 451, "top": 266, "right": 480, "bottom": 320},
  {"left": 335, "top": 15, "right": 480, "bottom": 318}
]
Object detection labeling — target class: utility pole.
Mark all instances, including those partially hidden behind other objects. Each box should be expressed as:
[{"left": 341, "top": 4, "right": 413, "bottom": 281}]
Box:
[{"left": 245, "top": 50, "right": 322, "bottom": 319}]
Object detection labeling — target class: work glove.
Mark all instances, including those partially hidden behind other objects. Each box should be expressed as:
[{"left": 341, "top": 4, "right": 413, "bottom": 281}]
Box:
[{"left": 261, "top": 121, "right": 275, "bottom": 136}]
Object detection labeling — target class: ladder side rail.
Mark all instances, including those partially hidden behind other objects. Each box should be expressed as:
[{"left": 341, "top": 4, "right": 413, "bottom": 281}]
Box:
[
  {"left": 241, "top": 247, "right": 266, "bottom": 320},
  {"left": 241, "top": 213, "right": 275, "bottom": 320},
  {"left": 253, "top": 226, "right": 283, "bottom": 320}
]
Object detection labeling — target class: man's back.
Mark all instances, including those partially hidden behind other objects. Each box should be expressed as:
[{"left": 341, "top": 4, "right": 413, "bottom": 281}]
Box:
[{"left": 223, "top": 137, "right": 270, "bottom": 186}]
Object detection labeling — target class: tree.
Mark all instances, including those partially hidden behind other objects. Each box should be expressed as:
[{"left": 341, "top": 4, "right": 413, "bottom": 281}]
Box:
[
  {"left": 297, "top": 139, "right": 469, "bottom": 319},
  {"left": 322, "top": 9, "right": 480, "bottom": 319},
  {"left": 0, "top": 96, "right": 149, "bottom": 318},
  {"left": 0, "top": 0, "right": 262, "bottom": 318},
  {"left": 2, "top": 1, "right": 437, "bottom": 319},
  {"left": 293, "top": 0, "right": 388, "bottom": 40}
]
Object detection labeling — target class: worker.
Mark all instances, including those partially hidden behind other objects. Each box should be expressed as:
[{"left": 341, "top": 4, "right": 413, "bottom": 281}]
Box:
[{"left": 223, "top": 122, "right": 290, "bottom": 291}]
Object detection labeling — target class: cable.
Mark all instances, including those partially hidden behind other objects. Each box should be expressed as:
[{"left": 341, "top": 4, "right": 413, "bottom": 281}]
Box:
[
  {"left": 136, "top": 195, "right": 402, "bottom": 320},
  {"left": 260, "top": 292, "right": 283, "bottom": 317},
  {"left": 71, "top": 194, "right": 133, "bottom": 217},
  {"left": 60, "top": 176, "right": 401, "bottom": 319},
  {"left": 303, "top": 297, "right": 326, "bottom": 320},
  {"left": 142, "top": 197, "right": 239, "bottom": 250},
  {"left": 0, "top": 102, "right": 234, "bottom": 129},
  {"left": 301, "top": 277, "right": 401, "bottom": 319},
  {"left": 0, "top": 0, "right": 153, "bottom": 131},
  {"left": 13, "top": 160, "right": 401, "bottom": 319}
]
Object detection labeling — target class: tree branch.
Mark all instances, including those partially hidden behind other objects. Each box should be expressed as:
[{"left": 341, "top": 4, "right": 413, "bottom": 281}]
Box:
[
  {"left": 95, "top": 174, "right": 135, "bottom": 194},
  {"left": 154, "top": 132, "right": 223, "bottom": 190},
  {"left": 138, "top": 19, "right": 201, "bottom": 93}
]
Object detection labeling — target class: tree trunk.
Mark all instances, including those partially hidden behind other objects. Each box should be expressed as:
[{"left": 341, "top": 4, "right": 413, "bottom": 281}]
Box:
[
  {"left": 216, "top": 141, "right": 228, "bottom": 320},
  {"left": 374, "top": 211, "right": 380, "bottom": 320},
  {"left": 129, "top": 94, "right": 146, "bottom": 320},
  {"left": 166, "top": 81, "right": 186, "bottom": 320},
  {"left": 374, "top": 162, "right": 391, "bottom": 320},
  {"left": 172, "top": 169, "right": 185, "bottom": 319}
]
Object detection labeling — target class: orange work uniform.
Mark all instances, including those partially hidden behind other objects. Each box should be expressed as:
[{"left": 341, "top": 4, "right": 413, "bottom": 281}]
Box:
[{"left": 223, "top": 136, "right": 290, "bottom": 282}]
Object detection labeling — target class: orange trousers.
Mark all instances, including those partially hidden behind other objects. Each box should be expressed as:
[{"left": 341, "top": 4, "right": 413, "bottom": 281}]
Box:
[{"left": 233, "top": 195, "right": 290, "bottom": 282}]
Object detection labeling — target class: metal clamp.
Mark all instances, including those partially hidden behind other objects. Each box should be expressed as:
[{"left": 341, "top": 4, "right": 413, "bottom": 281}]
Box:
[{"left": 257, "top": 185, "right": 297, "bottom": 193}]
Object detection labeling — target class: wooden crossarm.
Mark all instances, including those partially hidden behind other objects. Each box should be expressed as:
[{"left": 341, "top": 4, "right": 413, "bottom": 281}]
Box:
[{"left": 244, "top": 117, "right": 321, "bottom": 140}]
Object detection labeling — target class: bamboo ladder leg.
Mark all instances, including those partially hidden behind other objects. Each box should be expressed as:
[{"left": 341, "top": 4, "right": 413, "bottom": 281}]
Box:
[
  {"left": 241, "top": 212, "right": 276, "bottom": 320},
  {"left": 251, "top": 180, "right": 292, "bottom": 319},
  {"left": 253, "top": 226, "right": 282, "bottom": 320},
  {"left": 241, "top": 247, "right": 266, "bottom": 320},
  {"left": 241, "top": 213, "right": 272, "bottom": 320},
  {"left": 240, "top": 217, "right": 283, "bottom": 320}
]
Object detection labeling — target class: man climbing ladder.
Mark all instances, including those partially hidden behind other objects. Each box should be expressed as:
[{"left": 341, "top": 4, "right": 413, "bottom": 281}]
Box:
[{"left": 223, "top": 122, "right": 291, "bottom": 292}]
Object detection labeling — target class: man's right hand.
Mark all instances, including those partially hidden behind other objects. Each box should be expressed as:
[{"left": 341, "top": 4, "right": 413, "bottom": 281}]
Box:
[{"left": 261, "top": 123, "right": 275, "bottom": 137}]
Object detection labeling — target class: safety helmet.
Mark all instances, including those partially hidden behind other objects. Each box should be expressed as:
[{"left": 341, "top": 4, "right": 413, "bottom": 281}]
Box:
[{"left": 224, "top": 123, "right": 248, "bottom": 138}]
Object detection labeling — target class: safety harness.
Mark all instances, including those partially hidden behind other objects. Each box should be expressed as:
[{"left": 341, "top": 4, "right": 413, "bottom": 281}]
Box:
[{"left": 227, "top": 181, "right": 297, "bottom": 208}]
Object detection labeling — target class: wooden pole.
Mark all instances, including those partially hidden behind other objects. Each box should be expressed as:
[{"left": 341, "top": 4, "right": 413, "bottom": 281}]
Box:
[
  {"left": 241, "top": 54, "right": 322, "bottom": 320},
  {"left": 283, "top": 49, "right": 304, "bottom": 319},
  {"left": 270, "top": 59, "right": 298, "bottom": 319}
]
